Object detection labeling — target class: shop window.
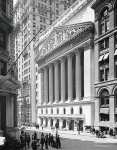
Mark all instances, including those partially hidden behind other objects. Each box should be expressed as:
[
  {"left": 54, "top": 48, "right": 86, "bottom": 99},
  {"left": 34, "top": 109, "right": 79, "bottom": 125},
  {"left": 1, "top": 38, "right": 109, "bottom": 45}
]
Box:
[
  {"left": 99, "top": 89, "right": 109, "bottom": 108},
  {"left": 100, "top": 113, "right": 109, "bottom": 121},
  {"left": 99, "top": 8, "right": 109, "bottom": 35}
]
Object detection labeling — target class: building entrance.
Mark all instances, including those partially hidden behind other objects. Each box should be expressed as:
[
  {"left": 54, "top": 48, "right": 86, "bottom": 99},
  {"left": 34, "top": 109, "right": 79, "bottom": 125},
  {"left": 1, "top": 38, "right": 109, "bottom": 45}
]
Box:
[{"left": 69, "top": 120, "right": 74, "bottom": 130}]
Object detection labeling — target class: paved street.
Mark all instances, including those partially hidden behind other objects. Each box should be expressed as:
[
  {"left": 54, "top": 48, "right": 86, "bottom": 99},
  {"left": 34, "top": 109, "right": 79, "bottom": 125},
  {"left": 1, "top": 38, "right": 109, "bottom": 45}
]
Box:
[
  {"left": 24, "top": 129, "right": 117, "bottom": 150},
  {"left": 27, "top": 137, "right": 117, "bottom": 150}
]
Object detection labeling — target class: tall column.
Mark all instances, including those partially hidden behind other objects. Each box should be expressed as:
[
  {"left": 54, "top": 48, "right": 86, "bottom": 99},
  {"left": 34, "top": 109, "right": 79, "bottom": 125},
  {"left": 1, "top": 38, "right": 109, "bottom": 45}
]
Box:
[
  {"left": 109, "top": 35, "right": 114, "bottom": 80},
  {"left": 49, "top": 64, "right": 54, "bottom": 104},
  {"left": 54, "top": 61, "right": 59, "bottom": 103},
  {"left": 41, "top": 70, "right": 44, "bottom": 105},
  {"left": 109, "top": 96, "right": 115, "bottom": 128},
  {"left": 61, "top": 57, "right": 66, "bottom": 102},
  {"left": 44, "top": 67, "right": 49, "bottom": 104},
  {"left": 94, "top": 98, "right": 100, "bottom": 130},
  {"left": 68, "top": 54, "right": 73, "bottom": 101},
  {"left": 75, "top": 51, "right": 81, "bottom": 100}
]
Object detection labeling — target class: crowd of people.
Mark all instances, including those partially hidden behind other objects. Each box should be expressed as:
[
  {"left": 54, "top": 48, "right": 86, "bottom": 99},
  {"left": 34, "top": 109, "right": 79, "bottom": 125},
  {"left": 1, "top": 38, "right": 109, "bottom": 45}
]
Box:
[{"left": 18, "top": 130, "right": 61, "bottom": 150}]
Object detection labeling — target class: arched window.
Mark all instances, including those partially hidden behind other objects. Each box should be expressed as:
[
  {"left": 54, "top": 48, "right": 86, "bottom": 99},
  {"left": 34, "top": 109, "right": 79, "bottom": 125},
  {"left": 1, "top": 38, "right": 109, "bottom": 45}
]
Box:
[
  {"left": 99, "top": 8, "right": 109, "bottom": 35},
  {"left": 114, "top": 2, "right": 117, "bottom": 26},
  {"left": 79, "top": 107, "right": 83, "bottom": 114},
  {"left": 114, "top": 88, "right": 117, "bottom": 106},
  {"left": 99, "top": 89, "right": 109, "bottom": 107},
  {"left": 71, "top": 108, "right": 74, "bottom": 114}
]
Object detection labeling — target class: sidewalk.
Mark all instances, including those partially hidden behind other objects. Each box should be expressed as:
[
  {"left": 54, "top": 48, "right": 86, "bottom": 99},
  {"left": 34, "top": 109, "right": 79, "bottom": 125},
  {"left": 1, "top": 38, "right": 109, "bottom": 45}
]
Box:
[{"left": 26, "top": 127, "right": 117, "bottom": 144}]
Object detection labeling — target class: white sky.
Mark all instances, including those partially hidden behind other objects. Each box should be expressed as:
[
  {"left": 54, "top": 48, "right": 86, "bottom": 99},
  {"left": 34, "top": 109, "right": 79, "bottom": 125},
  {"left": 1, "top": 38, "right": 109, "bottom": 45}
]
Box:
[{"left": 13, "top": 0, "right": 17, "bottom": 6}]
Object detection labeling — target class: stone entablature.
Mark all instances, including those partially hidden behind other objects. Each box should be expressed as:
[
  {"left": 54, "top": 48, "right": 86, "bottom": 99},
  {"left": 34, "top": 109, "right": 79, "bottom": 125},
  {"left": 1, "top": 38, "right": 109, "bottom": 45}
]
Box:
[
  {"left": 34, "top": 0, "right": 93, "bottom": 49},
  {"left": 36, "top": 22, "right": 94, "bottom": 68}
]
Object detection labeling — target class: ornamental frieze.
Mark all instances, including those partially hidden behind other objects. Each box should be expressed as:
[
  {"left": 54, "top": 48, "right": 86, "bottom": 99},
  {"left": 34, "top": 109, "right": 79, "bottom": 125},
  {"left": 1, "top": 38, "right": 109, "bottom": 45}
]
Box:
[{"left": 37, "top": 22, "right": 94, "bottom": 60}]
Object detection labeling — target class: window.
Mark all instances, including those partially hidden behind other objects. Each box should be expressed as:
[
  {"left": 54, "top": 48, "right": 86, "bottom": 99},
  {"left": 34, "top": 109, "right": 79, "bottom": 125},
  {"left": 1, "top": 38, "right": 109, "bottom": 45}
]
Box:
[
  {"left": 63, "top": 108, "right": 66, "bottom": 114},
  {"left": 99, "top": 8, "right": 109, "bottom": 35},
  {"left": 99, "top": 89, "right": 109, "bottom": 108},
  {"left": 0, "top": 30, "right": 6, "bottom": 49},
  {"left": 71, "top": 108, "right": 74, "bottom": 114},
  {"left": 41, "top": 109, "right": 43, "bottom": 114},
  {"left": 0, "top": 0, "right": 6, "bottom": 13},
  {"left": 51, "top": 108, "right": 53, "bottom": 114},
  {"left": 114, "top": 89, "right": 117, "bottom": 107},
  {"left": 79, "top": 107, "right": 83, "bottom": 114},
  {"left": 57, "top": 108, "right": 59, "bottom": 114},
  {"left": 0, "top": 61, "right": 7, "bottom": 75},
  {"left": 99, "top": 38, "right": 109, "bottom": 52},
  {"left": 99, "top": 64, "right": 109, "bottom": 81},
  {"left": 100, "top": 113, "right": 109, "bottom": 121},
  {"left": 114, "top": 2, "right": 117, "bottom": 26}
]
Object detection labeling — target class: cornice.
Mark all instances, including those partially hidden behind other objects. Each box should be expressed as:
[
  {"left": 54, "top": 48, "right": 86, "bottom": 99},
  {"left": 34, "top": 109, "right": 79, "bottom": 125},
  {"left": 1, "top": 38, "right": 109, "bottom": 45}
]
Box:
[
  {"left": 37, "top": 100, "right": 95, "bottom": 109},
  {"left": 35, "top": 22, "right": 94, "bottom": 64}
]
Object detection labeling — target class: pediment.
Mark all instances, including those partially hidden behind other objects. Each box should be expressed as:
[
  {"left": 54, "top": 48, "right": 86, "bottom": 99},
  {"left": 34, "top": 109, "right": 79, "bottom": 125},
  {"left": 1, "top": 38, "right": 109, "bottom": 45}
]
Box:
[{"left": 38, "top": 22, "right": 94, "bottom": 58}]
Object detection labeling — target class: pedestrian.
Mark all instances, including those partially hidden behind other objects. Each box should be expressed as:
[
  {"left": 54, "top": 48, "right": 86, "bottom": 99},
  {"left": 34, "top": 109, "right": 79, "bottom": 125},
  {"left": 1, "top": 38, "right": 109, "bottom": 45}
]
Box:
[
  {"left": 48, "top": 133, "right": 51, "bottom": 146},
  {"left": 40, "top": 132, "right": 45, "bottom": 150},
  {"left": 20, "top": 131, "right": 25, "bottom": 150},
  {"left": 31, "top": 138, "right": 37, "bottom": 150},
  {"left": 56, "top": 134, "right": 61, "bottom": 149},
  {"left": 45, "top": 134, "right": 49, "bottom": 150},
  {"left": 34, "top": 132, "right": 37, "bottom": 140},
  {"left": 26, "top": 132, "right": 31, "bottom": 148}
]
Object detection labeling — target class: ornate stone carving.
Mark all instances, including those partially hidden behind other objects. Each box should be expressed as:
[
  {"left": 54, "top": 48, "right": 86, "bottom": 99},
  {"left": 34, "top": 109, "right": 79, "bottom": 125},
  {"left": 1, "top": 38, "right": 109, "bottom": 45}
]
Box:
[{"left": 36, "top": 22, "right": 94, "bottom": 61}]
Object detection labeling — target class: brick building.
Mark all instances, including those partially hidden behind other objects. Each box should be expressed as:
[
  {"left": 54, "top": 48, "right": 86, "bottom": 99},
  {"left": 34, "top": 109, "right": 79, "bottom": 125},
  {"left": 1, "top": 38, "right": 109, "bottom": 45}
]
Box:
[{"left": 92, "top": 0, "right": 117, "bottom": 133}]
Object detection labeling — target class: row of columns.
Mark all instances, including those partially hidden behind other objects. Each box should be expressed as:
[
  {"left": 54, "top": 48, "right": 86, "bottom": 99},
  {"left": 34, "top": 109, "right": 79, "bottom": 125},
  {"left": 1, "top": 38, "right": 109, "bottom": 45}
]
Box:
[
  {"left": 40, "top": 50, "right": 82, "bottom": 105},
  {"left": 40, "top": 118, "right": 84, "bottom": 131}
]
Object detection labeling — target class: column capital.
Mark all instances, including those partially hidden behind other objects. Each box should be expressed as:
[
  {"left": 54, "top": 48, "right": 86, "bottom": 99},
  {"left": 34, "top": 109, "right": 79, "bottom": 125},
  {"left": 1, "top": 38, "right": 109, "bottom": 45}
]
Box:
[{"left": 59, "top": 56, "right": 66, "bottom": 62}]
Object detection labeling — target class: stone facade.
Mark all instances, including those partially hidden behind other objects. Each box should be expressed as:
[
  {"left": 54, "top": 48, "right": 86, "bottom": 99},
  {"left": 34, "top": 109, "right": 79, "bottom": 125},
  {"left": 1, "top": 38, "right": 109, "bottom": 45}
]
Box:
[
  {"left": 92, "top": 0, "right": 117, "bottom": 133},
  {"left": 35, "top": 0, "right": 95, "bottom": 132},
  {"left": 0, "top": 0, "right": 20, "bottom": 137}
]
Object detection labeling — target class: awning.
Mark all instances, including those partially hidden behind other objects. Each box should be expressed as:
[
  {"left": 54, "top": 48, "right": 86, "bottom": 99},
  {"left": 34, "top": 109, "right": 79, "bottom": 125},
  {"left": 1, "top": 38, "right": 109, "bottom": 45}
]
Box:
[
  {"left": 99, "top": 55, "right": 104, "bottom": 62},
  {"left": 114, "top": 49, "right": 117, "bottom": 56},
  {"left": 103, "top": 53, "right": 109, "bottom": 60}
]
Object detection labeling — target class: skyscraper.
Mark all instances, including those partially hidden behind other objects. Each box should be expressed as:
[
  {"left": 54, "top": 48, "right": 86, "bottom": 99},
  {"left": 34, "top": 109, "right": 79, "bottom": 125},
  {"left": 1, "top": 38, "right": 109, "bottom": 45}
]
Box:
[{"left": 14, "top": 0, "right": 77, "bottom": 126}]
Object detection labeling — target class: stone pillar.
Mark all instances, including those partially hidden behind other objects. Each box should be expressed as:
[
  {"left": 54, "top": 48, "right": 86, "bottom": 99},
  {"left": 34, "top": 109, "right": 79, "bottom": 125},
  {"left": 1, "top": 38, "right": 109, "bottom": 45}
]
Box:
[
  {"left": 44, "top": 67, "right": 49, "bottom": 104},
  {"left": 68, "top": 54, "right": 73, "bottom": 101},
  {"left": 66, "top": 120, "right": 69, "bottom": 130},
  {"left": 61, "top": 58, "right": 66, "bottom": 102},
  {"left": 41, "top": 70, "right": 44, "bottom": 105},
  {"left": 59, "top": 119, "right": 63, "bottom": 130},
  {"left": 48, "top": 118, "right": 51, "bottom": 129},
  {"left": 109, "top": 35, "right": 114, "bottom": 80},
  {"left": 54, "top": 61, "right": 59, "bottom": 103},
  {"left": 95, "top": 43, "right": 99, "bottom": 83},
  {"left": 49, "top": 64, "right": 54, "bottom": 104},
  {"left": 109, "top": 96, "right": 115, "bottom": 127},
  {"left": 14, "top": 95, "right": 17, "bottom": 127},
  {"left": 94, "top": 98, "right": 100, "bottom": 130},
  {"left": 75, "top": 51, "right": 81, "bottom": 100}
]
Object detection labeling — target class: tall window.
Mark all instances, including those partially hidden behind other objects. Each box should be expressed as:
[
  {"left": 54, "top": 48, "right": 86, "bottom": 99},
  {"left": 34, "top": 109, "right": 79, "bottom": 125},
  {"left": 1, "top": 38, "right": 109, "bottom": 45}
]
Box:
[
  {"left": 0, "top": 0, "right": 6, "bottom": 13},
  {"left": 99, "top": 89, "right": 109, "bottom": 108},
  {"left": 114, "top": 2, "right": 117, "bottom": 26},
  {"left": 114, "top": 89, "right": 117, "bottom": 107},
  {"left": 99, "top": 38, "right": 109, "bottom": 52},
  {"left": 0, "top": 30, "right": 6, "bottom": 49},
  {"left": 0, "top": 61, "right": 7, "bottom": 75},
  {"left": 99, "top": 8, "right": 109, "bottom": 35}
]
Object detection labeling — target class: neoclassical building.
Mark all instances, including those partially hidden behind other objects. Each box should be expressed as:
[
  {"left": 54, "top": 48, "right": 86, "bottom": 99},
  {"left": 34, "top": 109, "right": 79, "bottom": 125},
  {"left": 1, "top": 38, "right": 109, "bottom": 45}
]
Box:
[
  {"left": 35, "top": 0, "right": 95, "bottom": 132},
  {"left": 92, "top": 0, "right": 117, "bottom": 133}
]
